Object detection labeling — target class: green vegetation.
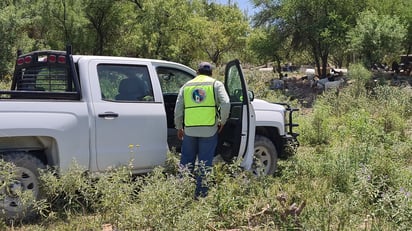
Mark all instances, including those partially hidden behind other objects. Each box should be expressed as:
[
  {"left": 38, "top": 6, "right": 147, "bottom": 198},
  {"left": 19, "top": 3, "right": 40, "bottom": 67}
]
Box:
[
  {"left": 1, "top": 0, "right": 411, "bottom": 79},
  {"left": 1, "top": 0, "right": 411, "bottom": 230},
  {"left": 0, "top": 81, "right": 10, "bottom": 90},
  {"left": 1, "top": 65, "right": 411, "bottom": 230},
  {"left": 347, "top": 9, "right": 407, "bottom": 67}
]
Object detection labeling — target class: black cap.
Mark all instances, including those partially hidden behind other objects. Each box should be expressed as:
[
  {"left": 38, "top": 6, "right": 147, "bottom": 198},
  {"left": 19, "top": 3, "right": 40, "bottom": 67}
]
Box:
[{"left": 198, "top": 62, "right": 213, "bottom": 72}]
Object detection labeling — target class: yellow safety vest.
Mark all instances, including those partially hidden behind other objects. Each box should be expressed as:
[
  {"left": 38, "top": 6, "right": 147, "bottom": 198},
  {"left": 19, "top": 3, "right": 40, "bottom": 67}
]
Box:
[{"left": 183, "top": 75, "right": 217, "bottom": 127}]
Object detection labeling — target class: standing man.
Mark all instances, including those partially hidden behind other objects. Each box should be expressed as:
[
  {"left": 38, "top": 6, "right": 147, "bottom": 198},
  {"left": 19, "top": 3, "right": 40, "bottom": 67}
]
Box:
[{"left": 174, "top": 62, "right": 230, "bottom": 198}]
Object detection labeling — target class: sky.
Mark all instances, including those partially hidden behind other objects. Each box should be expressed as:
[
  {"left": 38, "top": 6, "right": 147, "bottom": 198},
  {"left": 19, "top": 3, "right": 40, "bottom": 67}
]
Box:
[{"left": 216, "top": 0, "right": 258, "bottom": 16}]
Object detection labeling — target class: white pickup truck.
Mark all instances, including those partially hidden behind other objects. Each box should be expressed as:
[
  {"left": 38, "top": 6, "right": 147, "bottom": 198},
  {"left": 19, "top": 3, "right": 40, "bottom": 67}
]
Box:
[{"left": 0, "top": 47, "right": 298, "bottom": 219}]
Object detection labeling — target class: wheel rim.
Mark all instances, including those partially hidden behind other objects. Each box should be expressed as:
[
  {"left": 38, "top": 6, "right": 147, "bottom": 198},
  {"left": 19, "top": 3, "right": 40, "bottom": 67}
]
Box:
[
  {"left": 2, "top": 166, "right": 39, "bottom": 213},
  {"left": 253, "top": 145, "right": 272, "bottom": 175}
]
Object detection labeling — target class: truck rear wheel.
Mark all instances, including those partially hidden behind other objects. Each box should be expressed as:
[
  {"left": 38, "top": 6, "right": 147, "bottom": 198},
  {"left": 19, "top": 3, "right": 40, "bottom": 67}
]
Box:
[
  {"left": 0, "top": 152, "right": 45, "bottom": 221},
  {"left": 253, "top": 135, "right": 278, "bottom": 175}
]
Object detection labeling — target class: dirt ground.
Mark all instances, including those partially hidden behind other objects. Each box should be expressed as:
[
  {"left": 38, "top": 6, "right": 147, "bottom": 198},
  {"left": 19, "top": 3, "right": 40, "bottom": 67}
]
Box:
[{"left": 282, "top": 77, "right": 318, "bottom": 107}]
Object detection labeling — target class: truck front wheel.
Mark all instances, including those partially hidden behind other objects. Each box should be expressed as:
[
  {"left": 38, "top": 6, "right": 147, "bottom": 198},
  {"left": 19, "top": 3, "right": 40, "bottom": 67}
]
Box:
[
  {"left": 1, "top": 152, "right": 45, "bottom": 221},
  {"left": 253, "top": 135, "right": 278, "bottom": 175}
]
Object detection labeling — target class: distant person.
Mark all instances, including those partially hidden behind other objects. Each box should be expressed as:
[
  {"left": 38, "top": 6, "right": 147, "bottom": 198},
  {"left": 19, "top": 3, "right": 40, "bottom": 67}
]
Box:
[
  {"left": 392, "top": 61, "right": 399, "bottom": 75},
  {"left": 174, "top": 62, "right": 230, "bottom": 198}
]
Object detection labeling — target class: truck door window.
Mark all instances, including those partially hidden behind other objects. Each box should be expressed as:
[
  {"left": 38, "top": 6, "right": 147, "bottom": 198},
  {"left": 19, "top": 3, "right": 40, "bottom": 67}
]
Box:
[
  {"left": 156, "top": 67, "right": 194, "bottom": 140},
  {"left": 156, "top": 67, "right": 194, "bottom": 94},
  {"left": 226, "top": 65, "right": 244, "bottom": 103},
  {"left": 97, "top": 64, "right": 154, "bottom": 102}
]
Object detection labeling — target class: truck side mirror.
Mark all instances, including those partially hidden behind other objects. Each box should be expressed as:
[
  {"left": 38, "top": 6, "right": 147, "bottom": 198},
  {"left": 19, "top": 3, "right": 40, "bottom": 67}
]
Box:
[{"left": 248, "top": 90, "right": 254, "bottom": 102}]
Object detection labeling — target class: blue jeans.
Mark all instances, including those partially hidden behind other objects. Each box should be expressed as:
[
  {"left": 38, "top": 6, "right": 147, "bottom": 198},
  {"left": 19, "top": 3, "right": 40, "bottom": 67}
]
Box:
[{"left": 180, "top": 132, "right": 218, "bottom": 198}]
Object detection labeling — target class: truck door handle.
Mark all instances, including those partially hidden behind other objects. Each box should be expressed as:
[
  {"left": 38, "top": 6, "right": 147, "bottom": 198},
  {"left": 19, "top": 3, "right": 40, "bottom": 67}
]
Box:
[{"left": 98, "top": 112, "right": 119, "bottom": 119}]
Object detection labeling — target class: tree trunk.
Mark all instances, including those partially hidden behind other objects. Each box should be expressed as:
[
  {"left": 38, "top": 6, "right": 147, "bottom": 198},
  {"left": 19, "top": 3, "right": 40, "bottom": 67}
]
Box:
[
  {"left": 321, "top": 53, "right": 329, "bottom": 78},
  {"left": 312, "top": 46, "right": 321, "bottom": 78},
  {"left": 274, "top": 55, "right": 283, "bottom": 78}
]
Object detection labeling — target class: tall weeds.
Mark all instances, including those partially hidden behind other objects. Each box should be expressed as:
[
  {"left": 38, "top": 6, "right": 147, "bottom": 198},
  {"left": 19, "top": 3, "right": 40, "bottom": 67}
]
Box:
[
  {"left": 292, "top": 65, "right": 412, "bottom": 230},
  {"left": 1, "top": 65, "right": 411, "bottom": 230}
]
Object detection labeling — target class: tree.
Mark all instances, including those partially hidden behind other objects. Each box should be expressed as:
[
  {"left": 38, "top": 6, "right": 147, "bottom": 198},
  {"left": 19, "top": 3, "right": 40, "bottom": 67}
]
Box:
[
  {"left": 359, "top": 0, "right": 412, "bottom": 61},
  {"left": 198, "top": 2, "right": 249, "bottom": 65},
  {"left": 286, "top": 0, "right": 360, "bottom": 77},
  {"left": 401, "top": 6, "right": 412, "bottom": 55},
  {"left": 248, "top": 27, "right": 290, "bottom": 77},
  {"left": 132, "top": 0, "right": 198, "bottom": 63},
  {"left": 0, "top": 5, "right": 19, "bottom": 79},
  {"left": 250, "top": 0, "right": 292, "bottom": 75},
  {"left": 0, "top": 3, "right": 35, "bottom": 79},
  {"left": 84, "top": 0, "right": 134, "bottom": 55},
  {"left": 252, "top": 0, "right": 360, "bottom": 77},
  {"left": 26, "top": 0, "right": 91, "bottom": 52},
  {"left": 127, "top": 0, "right": 250, "bottom": 66},
  {"left": 347, "top": 10, "right": 407, "bottom": 67}
]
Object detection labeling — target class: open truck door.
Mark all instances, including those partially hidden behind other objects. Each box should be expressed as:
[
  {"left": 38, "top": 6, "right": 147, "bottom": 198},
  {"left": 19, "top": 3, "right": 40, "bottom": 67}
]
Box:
[{"left": 217, "top": 59, "right": 255, "bottom": 170}]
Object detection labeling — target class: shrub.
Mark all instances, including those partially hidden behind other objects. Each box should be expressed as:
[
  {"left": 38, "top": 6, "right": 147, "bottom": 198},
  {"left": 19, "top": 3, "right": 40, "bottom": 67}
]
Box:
[
  {"left": 37, "top": 161, "right": 94, "bottom": 219},
  {"left": 347, "top": 63, "right": 372, "bottom": 98},
  {"left": 296, "top": 99, "right": 333, "bottom": 146}
]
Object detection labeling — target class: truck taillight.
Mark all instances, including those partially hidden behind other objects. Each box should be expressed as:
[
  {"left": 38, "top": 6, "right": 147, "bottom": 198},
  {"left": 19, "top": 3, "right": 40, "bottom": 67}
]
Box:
[
  {"left": 17, "top": 56, "right": 33, "bottom": 65},
  {"left": 17, "top": 58, "right": 24, "bottom": 65},
  {"left": 57, "top": 56, "right": 66, "bottom": 64},
  {"left": 48, "top": 55, "right": 57, "bottom": 63},
  {"left": 24, "top": 56, "right": 32, "bottom": 64},
  {"left": 44, "top": 55, "right": 65, "bottom": 63}
]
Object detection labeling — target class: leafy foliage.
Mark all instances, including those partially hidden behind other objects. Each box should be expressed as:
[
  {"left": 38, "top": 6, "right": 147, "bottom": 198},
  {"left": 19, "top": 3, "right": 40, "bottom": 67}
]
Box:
[
  {"left": 0, "top": 0, "right": 411, "bottom": 81},
  {"left": 347, "top": 9, "right": 407, "bottom": 67},
  {"left": 200, "top": 2, "right": 249, "bottom": 65}
]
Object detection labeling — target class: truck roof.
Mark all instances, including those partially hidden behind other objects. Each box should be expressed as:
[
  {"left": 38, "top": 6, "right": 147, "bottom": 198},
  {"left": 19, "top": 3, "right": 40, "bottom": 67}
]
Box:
[{"left": 72, "top": 55, "right": 196, "bottom": 74}]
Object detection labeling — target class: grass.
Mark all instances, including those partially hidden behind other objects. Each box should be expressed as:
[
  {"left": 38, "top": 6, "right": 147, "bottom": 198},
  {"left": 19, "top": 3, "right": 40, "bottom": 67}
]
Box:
[{"left": 1, "top": 65, "right": 412, "bottom": 230}]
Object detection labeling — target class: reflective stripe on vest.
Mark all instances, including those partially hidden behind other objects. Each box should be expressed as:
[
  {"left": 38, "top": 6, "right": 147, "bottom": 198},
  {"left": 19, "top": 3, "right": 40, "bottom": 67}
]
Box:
[{"left": 183, "top": 75, "right": 216, "bottom": 127}]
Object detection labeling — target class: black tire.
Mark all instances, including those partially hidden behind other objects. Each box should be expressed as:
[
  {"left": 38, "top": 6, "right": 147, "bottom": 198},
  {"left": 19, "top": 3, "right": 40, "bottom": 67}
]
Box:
[
  {"left": 253, "top": 135, "right": 278, "bottom": 175},
  {"left": 1, "top": 152, "right": 45, "bottom": 221}
]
